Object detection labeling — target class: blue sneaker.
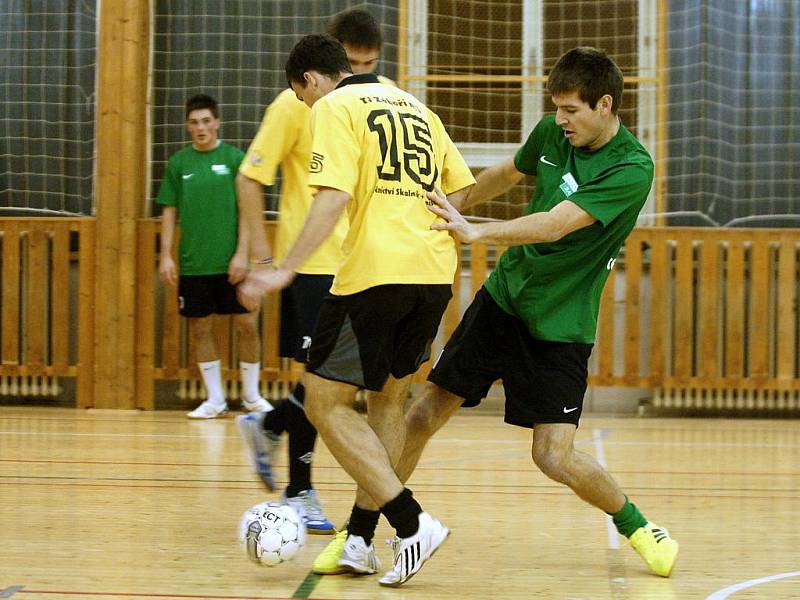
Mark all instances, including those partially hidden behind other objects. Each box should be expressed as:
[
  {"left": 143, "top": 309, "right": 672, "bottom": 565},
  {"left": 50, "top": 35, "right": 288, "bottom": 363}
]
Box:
[
  {"left": 283, "top": 489, "right": 336, "bottom": 535},
  {"left": 236, "top": 413, "right": 277, "bottom": 492}
]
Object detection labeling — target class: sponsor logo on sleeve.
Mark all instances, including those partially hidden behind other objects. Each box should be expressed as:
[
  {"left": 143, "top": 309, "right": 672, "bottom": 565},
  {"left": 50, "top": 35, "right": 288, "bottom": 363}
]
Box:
[
  {"left": 309, "top": 152, "right": 324, "bottom": 173},
  {"left": 248, "top": 151, "right": 263, "bottom": 166},
  {"left": 559, "top": 172, "right": 578, "bottom": 197}
]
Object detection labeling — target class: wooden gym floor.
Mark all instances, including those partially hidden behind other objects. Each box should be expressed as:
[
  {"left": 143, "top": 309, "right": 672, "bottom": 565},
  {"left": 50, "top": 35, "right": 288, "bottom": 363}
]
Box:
[{"left": 1, "top": 406, "right": 798, "bottom": 599}]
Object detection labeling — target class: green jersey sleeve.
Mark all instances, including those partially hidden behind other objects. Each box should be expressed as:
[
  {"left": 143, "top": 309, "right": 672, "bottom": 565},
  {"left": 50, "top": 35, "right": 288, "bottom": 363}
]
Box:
[
  {"left": 569, "top": 160, "right": 653, "bottom": 227},
  {"left": 156, "top": 156, "right": 180, "bottom": 207}
]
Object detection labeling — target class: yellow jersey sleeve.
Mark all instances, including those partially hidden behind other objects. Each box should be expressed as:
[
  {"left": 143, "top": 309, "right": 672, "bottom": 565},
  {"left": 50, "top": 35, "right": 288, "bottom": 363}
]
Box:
[
  {"left": 240, "top": 88, "right": 347, "bottom": 275},
  {"left": 239, "top": 89, "right": 305, "bottom": 186}
]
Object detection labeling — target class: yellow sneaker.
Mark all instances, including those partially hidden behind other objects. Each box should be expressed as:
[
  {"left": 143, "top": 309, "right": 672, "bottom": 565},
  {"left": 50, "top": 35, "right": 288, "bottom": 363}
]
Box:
[
  {"left": 312, "top": 529, "right": 348, "bottom": 575},
  {"left": 629, "top": 522, "right": 679, "bottom": 577}
]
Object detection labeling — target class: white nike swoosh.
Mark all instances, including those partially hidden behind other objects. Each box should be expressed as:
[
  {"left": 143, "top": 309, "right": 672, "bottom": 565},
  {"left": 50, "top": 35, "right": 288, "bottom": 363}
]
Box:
[
  {"left": 182, "top": 174, "right": 194, "bottom": 179},
  {"left": 539, "top": 156, "right": 558, "bottom": 167},
  {"left": 563, "top": 406, "right": 579, "bottom": 413}
]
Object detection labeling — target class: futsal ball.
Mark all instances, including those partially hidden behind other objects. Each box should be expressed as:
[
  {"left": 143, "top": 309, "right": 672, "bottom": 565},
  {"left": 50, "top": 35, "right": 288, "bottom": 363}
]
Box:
[{"left": 239, "top": 501, "right": 306, "bottom": 566}]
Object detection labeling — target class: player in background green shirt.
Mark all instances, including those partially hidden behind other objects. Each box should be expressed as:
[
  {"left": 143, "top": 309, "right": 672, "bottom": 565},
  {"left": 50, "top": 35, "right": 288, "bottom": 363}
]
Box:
[
  {"left": 334, "top": 47, "right": 680, "bottom": 579},
  {"left": 157, "top": 94, "right": 270, "bottom": 419}
]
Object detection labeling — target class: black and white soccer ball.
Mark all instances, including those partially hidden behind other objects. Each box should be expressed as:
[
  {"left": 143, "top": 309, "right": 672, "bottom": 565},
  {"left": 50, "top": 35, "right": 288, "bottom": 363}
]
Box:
[{"left": 239, "top": 501, "right": 306, "bottom": 566}]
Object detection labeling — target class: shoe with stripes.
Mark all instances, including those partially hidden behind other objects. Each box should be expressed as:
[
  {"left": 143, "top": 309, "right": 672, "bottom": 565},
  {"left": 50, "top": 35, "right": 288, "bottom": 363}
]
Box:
[
  {"left": 629, "top": 521, "right": 679, "bottom": 577},
  {"left": 235, "top": 413, "right": 276, "bottom": 491},
  {"left": 378, "top": 512, "right": 450, "bottom": 587}
]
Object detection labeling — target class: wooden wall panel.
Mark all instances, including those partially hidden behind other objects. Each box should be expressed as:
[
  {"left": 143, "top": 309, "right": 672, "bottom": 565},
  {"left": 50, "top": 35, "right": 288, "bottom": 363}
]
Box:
[
  {"left": 725, "top": 240, "right": 745, "bottom": 379},
  {"left": 776, "top": 237, "right": 796, "bottom": 381},
  {"left": 672, "top": 234, "right": 694, "bottom": 383},
  {"left": 2, "top": 222, "right": 20, "bottom": 365},
  {"left": 25, "top": 226, "right": 48, "bottom": 371},
  {"left": 623, "top": 233, "right": 642, "bottom": 382},
  {"left": 51, "top": 225, "right": 71, "bottom": 371},
  {"left": 697, "top": 236, "right": 720, "bottom": 379}
]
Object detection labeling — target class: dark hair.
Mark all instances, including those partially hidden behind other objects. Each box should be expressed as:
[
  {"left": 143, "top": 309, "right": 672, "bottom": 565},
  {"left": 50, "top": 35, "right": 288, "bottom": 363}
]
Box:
[
  {"left": 185, "top": 94, "right": 219, "bottom": 119},
  {"left": 326, "top": 9, "right": 382, "bottom": 50},
  {"left": 285, "top": 34, "right": 352, "bottom": 86},
  {"left": 547, "top": 47, "right": 624, "bottom": 114}
]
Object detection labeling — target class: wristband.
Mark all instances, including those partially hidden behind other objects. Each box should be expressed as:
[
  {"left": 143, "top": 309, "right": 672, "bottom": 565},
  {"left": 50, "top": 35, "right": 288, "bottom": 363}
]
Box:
[{"left": 249, "top": 257, "right": 273, "bottom": 265}]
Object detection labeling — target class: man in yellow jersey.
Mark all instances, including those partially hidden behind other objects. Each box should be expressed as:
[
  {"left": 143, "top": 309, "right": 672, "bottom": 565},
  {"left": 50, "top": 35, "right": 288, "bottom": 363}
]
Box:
[
  {"left": 234, "top": 10, "right": 392, "bottom": 535},
  {"left": 239, "top": 34, "right": 475, "bottom": 588}
]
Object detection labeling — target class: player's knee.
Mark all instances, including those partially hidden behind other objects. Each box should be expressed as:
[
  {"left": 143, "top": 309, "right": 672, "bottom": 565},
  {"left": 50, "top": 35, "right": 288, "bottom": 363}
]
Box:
[
  {"left": 405, "top": 400, "right": 436, "bottom": 438},
  {"left": 531, "top": 446, "right": 570, "bottom": 483},
  {"left": 233, "top": 314, "right": 259, "bottom": 337},
  {"left": 406, "top": 384, "right": 460, "bottom": 437}
]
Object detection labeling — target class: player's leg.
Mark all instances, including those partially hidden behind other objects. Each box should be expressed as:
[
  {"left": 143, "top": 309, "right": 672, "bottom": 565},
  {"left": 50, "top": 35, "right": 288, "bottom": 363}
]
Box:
[
  {"left": 530, "top": 423, "right": 679, "bottom": 576},
  {"left": 314, "top": 286, "right": 499, "bottom": 577},
  {"left": 323, "top": 381, "right": 462, "bottom": 576},
  {"left": 505, "top": 331, "right": 679, "bottom": 578},
  {"left": 180, "top": 275, "right": 228, "bottom": 418},
  {"left": 304, "top": 372, "right": 404, "bottom": 504},
  {"left": 307, "top": 284, "right": 452, "bottom": 587},
  {"left": 232, "top": 310, "right": 271, "bottom": 412},
  {"left": 332, "top": 374, "right": 415, "bottom": 575},
  {"left": 235, "top": 275, "right": 333, "bottom": 528},
  {"left": 278, "top": 275, "right": 334, "bottom": 533}
]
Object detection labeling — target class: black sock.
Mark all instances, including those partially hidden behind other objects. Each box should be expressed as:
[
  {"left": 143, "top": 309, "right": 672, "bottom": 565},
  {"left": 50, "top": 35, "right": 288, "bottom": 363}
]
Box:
[
  {"left": 263, "top": 399, "right": 287, "bottom": 437},
  {"left": 380, "top": 488, "right": 422, "bottom": 539},
  {"left": 285, "top": 383, "right": 317, "bottom": 497},
  {"left": 347, "top": 505, "right": 380, "bottom": 546}
]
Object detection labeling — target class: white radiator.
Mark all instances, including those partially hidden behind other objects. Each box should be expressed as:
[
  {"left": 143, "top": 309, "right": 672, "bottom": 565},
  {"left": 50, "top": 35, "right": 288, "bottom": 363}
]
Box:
[{"left": 653, "top": 387, "right": 800, "bottom": 411}]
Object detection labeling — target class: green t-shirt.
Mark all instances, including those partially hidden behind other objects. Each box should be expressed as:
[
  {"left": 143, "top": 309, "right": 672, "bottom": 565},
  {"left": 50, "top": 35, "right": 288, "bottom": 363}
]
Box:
[
  {"left": 156, "top": 142, "right": 244, "bottom": 275},
  {"left": 484, "top": 115, "right": 653, "bottom": 343}
]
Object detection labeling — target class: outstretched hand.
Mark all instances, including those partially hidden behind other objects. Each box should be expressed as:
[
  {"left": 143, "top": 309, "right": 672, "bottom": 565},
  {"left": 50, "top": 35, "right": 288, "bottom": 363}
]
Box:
[
  {"left": 237, "top": 266, "right": 295, "bottom": 312},
  {"left": 427, "top": 186, "right": 479, "bottom": 243}
]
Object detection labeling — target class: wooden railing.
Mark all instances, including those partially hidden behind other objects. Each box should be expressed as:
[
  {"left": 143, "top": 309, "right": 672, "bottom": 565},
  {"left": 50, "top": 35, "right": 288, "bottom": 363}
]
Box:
[
  {"left": 2, "top": 219, "right": 799, "bottom": 409},
  {"left": 0, "top": 218, "right": 95, "bottom": 405}
]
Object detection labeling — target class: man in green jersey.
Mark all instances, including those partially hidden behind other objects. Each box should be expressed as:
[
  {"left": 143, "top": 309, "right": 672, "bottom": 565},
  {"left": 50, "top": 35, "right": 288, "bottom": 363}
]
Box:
[
  {"left": 323, "top": 47, "right": 680, "bottom": 579},
  {"left": 157, "top": 94, "right": 270, "bottom": 419},
  {"left": 234, "top": 10, "right": 391, "bottom": 536}
]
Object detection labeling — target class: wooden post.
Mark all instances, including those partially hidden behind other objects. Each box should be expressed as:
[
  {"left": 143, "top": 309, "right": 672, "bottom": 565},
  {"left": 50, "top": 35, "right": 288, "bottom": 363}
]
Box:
[{"left": 93, "top": 0, "right": 150, "bottom": 408}]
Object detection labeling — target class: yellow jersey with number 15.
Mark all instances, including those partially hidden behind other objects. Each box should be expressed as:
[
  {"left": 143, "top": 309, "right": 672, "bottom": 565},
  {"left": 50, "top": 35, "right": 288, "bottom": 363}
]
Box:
[{"left": 308, "top": 73, "right": 475, "bottom": 295}]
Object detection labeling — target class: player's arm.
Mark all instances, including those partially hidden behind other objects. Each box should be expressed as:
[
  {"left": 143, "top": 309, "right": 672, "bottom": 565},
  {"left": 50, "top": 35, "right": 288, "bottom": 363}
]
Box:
[
  {"left": 454, "top": 158, "right": 524, "bottom": 212},
  {"left": 278, "top": 187, "right": 349, "bottom": 273},
  {"left": 443, "top": 184, "right": 474, "bottom": 212},
  {"left": 237, "top": 188, "right": 348, "bottom": 310},
  {"left": 159, "top": 206, "right": 178, "bottom": 286},
  {"left": 428, "top": 189, "right": 596, "bottom": 245},
  {"left": 236, "top": 172, "right": 272, "bottom": 262}
]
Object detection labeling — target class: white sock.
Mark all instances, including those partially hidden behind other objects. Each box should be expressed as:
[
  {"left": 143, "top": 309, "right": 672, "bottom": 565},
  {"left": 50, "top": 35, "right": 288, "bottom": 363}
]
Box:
[
  {"left": 239, "top": 361, "right": 264, "bottom": 402},
  {"left": 198, "top": 360, "right": 225, "bottom": 406}
]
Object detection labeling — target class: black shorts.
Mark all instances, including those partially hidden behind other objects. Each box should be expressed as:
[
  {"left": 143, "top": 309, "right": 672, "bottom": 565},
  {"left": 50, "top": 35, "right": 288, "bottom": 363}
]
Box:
[
  {"left": 307, "top": 284, "right": 452, "bottom": 392},
  {"left": 279, "top": 273, "right": 334, "bottom": 363},
  {"left": 428, "top": 287, "right": 593, "bottom": 427},
  {"left": 178, "top": 274, "right": 249, "bottom": 318}
]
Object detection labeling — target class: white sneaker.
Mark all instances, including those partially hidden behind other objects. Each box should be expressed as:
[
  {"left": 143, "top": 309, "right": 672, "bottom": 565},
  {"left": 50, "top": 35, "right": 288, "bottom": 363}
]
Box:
[
  {"left": 241, "top": 396, "right": 272, "bottom": 413},
  {"left": 378, "top": 512, "right": 450, "bottom": 587},
  {"left": 339, "top": 534, "right": 381, "bottom": 574},
  {"left": 283, "top": 489, "right": 336, "bottom": 534},
  {"left": 187, "top": 400, "right": 228, "bottom": 419}
]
